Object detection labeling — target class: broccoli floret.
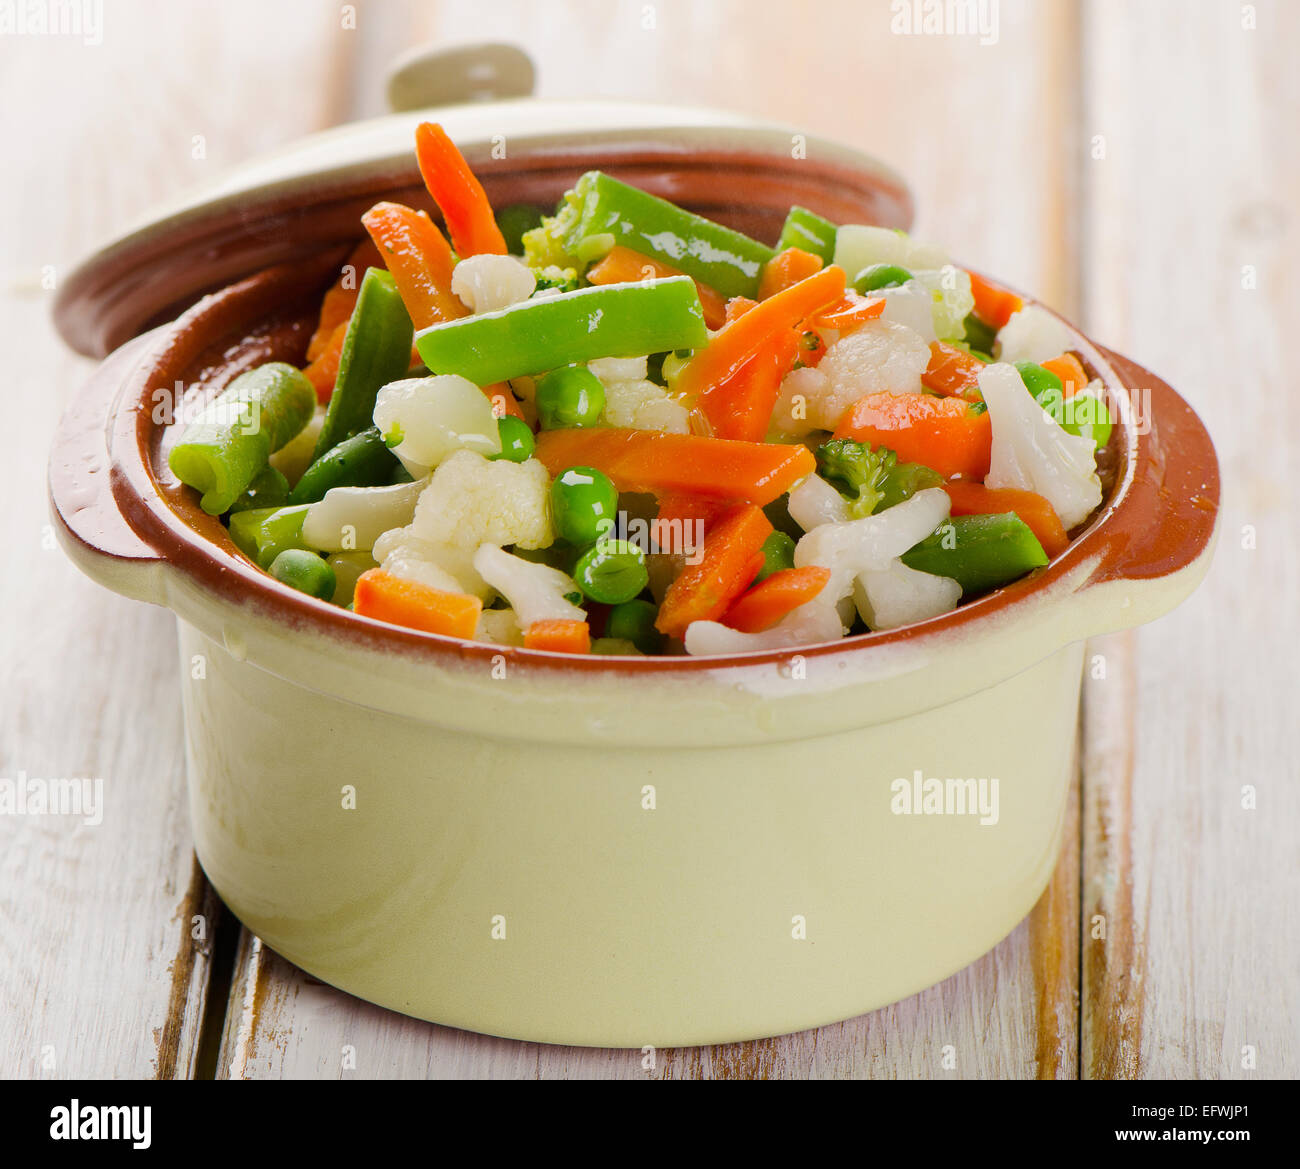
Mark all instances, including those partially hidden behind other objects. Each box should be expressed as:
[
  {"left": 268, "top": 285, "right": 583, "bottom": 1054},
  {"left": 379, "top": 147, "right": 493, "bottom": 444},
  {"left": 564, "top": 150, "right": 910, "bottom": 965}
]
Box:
[
  {"left": 522, "top": 181, "right": 588, "bottom": 273},
  {"left": 531, "top": 265, "right": 580, "bottom": 294},
  {"left": 816, "top": 438, "right": 891, "bottom": 518},
  {"left": 815, "top": 438, "right": 944, "bottom": 518}
]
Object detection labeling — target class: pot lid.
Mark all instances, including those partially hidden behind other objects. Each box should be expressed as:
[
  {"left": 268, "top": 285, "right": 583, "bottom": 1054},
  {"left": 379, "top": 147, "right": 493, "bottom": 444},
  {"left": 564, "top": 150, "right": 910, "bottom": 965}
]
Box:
[{"left": 54, "top": 42, "right": 913, "bottom": 358}]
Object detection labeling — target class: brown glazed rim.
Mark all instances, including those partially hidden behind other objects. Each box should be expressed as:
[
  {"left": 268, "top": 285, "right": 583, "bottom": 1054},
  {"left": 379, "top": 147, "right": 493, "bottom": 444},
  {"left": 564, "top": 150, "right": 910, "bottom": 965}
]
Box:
[
  {"left": 53, "top": 135, "right": 913, "bottom": 360},
  {"left": 48, "top": 252, "right": 1221, "bottom": 677}
]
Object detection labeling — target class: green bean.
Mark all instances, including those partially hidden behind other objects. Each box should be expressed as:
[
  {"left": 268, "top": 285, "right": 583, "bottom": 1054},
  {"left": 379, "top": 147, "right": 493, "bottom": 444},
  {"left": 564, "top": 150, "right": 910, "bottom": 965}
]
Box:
[
  {"left": 776, "top": 206, "right": 838, "bottom": 265},
  {"left": 228, "top": 465, "right": 289, "bottom": 514},
  {"left": 287, "top": 427, "right": 399, "bottom": 505},
  {"left": 227, "top": 504, "right": 313, "bottom": 569},
  {"left": 313, "top": 268, "right": 414, "bottom": 460},
  {"left": 901, "top": 513, "right": 1048, "bottom": 595},
  {"left": 168, "top": 362, "right": 316, "bottom": 515}
]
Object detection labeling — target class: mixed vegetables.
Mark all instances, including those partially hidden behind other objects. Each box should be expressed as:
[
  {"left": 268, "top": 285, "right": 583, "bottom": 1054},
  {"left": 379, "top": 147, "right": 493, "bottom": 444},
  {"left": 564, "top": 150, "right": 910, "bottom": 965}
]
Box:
[{"left": 168, "top": 123, "right": 1112, "bottom": 657}]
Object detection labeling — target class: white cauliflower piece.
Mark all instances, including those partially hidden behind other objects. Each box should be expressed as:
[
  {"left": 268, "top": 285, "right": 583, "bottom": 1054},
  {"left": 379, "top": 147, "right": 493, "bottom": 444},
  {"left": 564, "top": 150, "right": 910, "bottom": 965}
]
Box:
[
  {"left": 451, "top": 254, "right": 536, "bottom": 314},
  {"left": 588, "top": 356, "right": 648, "bottom": 383},
  {"left": 787, "top": 472, "right": 850, "bottom": 531},
  {"left": 979, "top": 362, "right": 1102, "bottom": 529},
  {"left": 770, "top": 366, "right": 829, "bottom": 439},
  {"left": 913, "top": 266, "right": 976, "bottom": 342},
  {"left": 373, "top": 375, "right": 500, "bottom": 472},
  {"left": 683, "top": 598, "right": 844, "bottom": 656},
  {"left": 833, "top": 224, "right": 950, "bottom": 278},
  {"left": 797, "top": 319, "right": 929, "bottom": 431},
  {"left": 794, "top": 487, "right": 953, "bottom": 603},
  {"left": 372, "top": 526, "right": 492, "bottom": 599},
  {"left": 301, "top": 477, "right": 429, "bottom": 553},
  {"left": 854, "top": 559, "right": 961, "bottom": 631},
  {"left": 995, "top": 303, "right": 1076, "bottom": 365},
  {"left": 872, "top": 282, "right": 937, "bottom": 342},
  {"left": 472, "top": 544, "right": 585, "bottom": 627},
  {"left": 601, "top": 378, "right": 689, "bottom": 433},
  {"left": 409, "top": 450, "right": 554, "bottom": 551},
  {"left": 474, "top": 607, "right": 524, "bottom": 647}
]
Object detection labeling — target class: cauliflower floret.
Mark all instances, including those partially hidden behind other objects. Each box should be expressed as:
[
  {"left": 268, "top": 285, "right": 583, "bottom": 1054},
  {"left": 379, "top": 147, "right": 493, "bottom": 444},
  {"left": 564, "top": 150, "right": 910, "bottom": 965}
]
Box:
[
  {"left": 408, "top": 450, "right": 554, "bottom": 551},
  {"left": 995, "top": 303, "right": 1076, "bottom": 365},
  {"left": 872, "top": 282, "right": 937, "bottom": 342},
  {"left": 787, "top": 472, "right": 850, "bottom": 530},
  {"left": 588, "top": 356, "right": 648, "bottom": 383},
  {"left": 833, "top": 225, "right": 950, "bottom": 278},
  {"left": 373, "top": 375, "right": 500, "bottom": 473},
  {"left": 794, "top": 487, "right": 953, "bottom": 604},
  {"left": 372, "top": 526, "right": 493, "bottom": 599},
  {"left": 601, "top": 378, "right": 690, "bottom": 432},
  {"left": 683, "top": 597, "right": 844, "bottom": 656},
  {"left": 301, "top": 477, "right": 428, "bottom": 553},
  {"left": 472, "top": 544, "right": 585, "bottom": 627},
  {"left": 979, "top": 362, "right": 1102, "bottom": 529},
  {"left": 451, "top": 254, "right": 536, "bottom": 314},
  {"left": 775, "top": 320, "right": 929, "bottom": 434},
  {"left": 474, "top": 607, "right": 524, "bottom": 647},
  {"left": 913, "top": 266, "right": 976, "bottom": 342},
  {"left": 770, "top": 366, "right": 829, "bottom": 439},
  {"left": 853, "top": 559, "right": 961, "bottom": 631}
]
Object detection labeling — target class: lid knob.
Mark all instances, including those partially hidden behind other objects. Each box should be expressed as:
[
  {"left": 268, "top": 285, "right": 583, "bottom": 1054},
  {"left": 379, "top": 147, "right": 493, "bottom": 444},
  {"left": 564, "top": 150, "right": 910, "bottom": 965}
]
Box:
[{"left": 386, "top": 42, "right": 536, "bottom": 111}]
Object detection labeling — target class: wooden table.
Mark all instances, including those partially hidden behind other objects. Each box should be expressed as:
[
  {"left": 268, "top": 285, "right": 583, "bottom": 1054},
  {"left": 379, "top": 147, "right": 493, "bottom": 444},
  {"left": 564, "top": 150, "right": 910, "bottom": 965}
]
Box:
[{"left": 3, "top": 0, "right": 1296, "bottom": 1079}]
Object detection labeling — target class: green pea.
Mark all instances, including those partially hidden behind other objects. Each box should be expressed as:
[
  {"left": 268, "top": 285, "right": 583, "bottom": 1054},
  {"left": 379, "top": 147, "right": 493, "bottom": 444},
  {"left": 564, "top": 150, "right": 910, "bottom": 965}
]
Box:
[
  {"left": 755, "top": 531, "right": 796, "bottom": 582},
  {"left": 573, "top": 540, "right": 648, "bottom": 605},
  {"left": 1015, "top": 361, "right": 1064, "bottom": 403},
  {"left": 1061, "top": 389, "right": 1114, "bottom": 449},
  {"left": 550, "top": 466, "right": 619, "bottom": 546},
  {"left": 492, "top": 415, "right": 536, "bottom": 463},
  {"left": 853, "top": 263, "right": 913, "bottom": 293},
  {"left": 268, "top": 548, "right": 336, "bottom": 601},
  {"left": 536, "top": 364, "right": 605, "bottom": 429},
  {"left": 961, "top": 312, "right": 998, "bottom": 354},
  {"left": 606, "top": 598, "right": 664, "bottom": 654}
]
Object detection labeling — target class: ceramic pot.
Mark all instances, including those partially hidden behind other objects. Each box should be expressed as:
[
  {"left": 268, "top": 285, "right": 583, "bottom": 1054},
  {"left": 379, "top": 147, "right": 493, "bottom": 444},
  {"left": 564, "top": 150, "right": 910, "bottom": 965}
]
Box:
[{"left": 47, "top": 52, "right": 1219, "bottom": 1047}]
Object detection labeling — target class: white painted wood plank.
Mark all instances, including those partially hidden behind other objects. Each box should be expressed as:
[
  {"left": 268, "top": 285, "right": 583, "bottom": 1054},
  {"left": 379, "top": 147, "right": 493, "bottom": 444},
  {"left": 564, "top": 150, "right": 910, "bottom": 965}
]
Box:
[
  {"left": 0, "top": 0, "right": 348, "bottom": 1078},
  {"left": 219, "top": 0, "right": 1082, "bottom": 1079},
  {"left": 1080, "top": 0, "right": 1300, "bottom": 1077}
]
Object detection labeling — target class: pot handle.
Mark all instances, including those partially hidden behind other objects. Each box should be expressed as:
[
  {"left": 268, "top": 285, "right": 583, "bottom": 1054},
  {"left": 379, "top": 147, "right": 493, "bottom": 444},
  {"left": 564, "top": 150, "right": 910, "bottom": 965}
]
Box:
[
  {"left": 48, "top": 332, "right": 166, "bottom": 604},
  {"left": 385, "top": 42, "right": 536, "bottom": 112},
  {"left": 1075, "top": 346, "right": 1220, "bottom": 632}
]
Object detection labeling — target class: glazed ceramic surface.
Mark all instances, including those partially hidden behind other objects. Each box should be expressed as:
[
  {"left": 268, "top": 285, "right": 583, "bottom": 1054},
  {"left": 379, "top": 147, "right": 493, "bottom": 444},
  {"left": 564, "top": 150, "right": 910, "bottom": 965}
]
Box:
[{"left": 47, "top": 101, "right": 1219, "bottom": 1045}]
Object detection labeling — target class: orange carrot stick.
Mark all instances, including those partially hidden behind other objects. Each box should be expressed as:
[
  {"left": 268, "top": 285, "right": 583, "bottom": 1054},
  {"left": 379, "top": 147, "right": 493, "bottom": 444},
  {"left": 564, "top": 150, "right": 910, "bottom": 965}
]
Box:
[
  {"left": 922, "top": 341, "right": 985, "bottom": 399},
  {"left": 672, "top": 265, "right": 846, "bottom": 402},
  {"left": 302, "top": 320, "right": 350, "bottom": 402},
  {"left": 942, "top": 481, "right": 1070, "bottom": 557},
  {"left": 586, "top": 245, "right": 728, "bottom": 329},
  {"left": 523, "top": 619, "right": 591, "bottom": 654},
  {"left": 724, "top": 296, "right": 758, "bottom": 323},
  {"left": 1041, "top": 352, "right": 1089, "bottom": 399},
  {"left": 307, "top": 239, "right": 382, "bottom": 361},
  {"left": 362, "top": 201, "right": 467, "bottom": 330},
  {"left": 698, "top": 326, "right": 799, "bottom": 441},
  {"left": 533, "top": 428, "right": 816, "bottom": 507},
  {"left": 757, "top": 247, "right": 824, "bottom": 299},
  {"left": 650, "top": 493, "right": 729, "bottom": 556},
  {"left": 655, "top": 504, "right": 772, "bottom": 639},
  {"left": 805, "top": 295, "right": 886, "bottom": 333},
  {"left": 721, "top": 566, "right": 831, "bottom": 633},
  {"left": 835, "top": 392, "right": 992, "bottom": 479},
  {"left": 414, "top": 121, "right": 507, "bottom": 257},
  {"left": 967, "top": 271, "right": 1023, "bottom": 329},
  {"left": 353, "top": 570, "right": 483, "bottom": 638}
]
